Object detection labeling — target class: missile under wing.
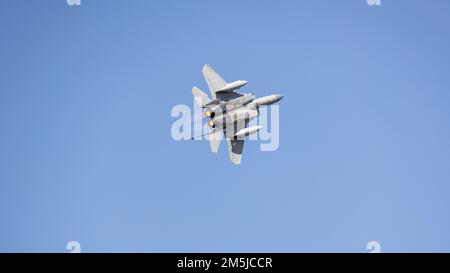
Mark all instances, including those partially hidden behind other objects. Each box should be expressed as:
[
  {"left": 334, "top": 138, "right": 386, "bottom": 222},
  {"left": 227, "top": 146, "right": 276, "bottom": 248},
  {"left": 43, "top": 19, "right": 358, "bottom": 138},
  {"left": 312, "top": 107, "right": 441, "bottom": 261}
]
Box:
[{"left": 202, "top": 64, "right": 245, "bottom": 101}]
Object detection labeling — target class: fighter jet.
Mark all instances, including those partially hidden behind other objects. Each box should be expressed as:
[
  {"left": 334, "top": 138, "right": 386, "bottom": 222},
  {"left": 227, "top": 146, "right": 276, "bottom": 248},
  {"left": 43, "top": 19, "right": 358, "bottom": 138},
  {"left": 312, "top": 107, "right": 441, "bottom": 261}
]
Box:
[{"left": 192, "top": 64, "right": 283, "bottom": 165}]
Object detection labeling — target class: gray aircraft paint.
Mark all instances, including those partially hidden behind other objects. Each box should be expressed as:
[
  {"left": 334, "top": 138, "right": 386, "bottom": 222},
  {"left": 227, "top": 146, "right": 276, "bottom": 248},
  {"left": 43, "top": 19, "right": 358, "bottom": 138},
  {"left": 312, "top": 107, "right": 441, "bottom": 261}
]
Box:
[{"left": 192, "top": 64, "right": 283, "bottom": 165}]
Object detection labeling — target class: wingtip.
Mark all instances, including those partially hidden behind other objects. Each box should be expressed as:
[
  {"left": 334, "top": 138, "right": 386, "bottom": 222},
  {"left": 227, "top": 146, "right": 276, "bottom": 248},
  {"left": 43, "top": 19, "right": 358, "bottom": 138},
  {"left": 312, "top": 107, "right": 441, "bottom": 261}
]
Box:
[
  {"left": 229, "top": 154, "right": 242, "bottom": 165},
  {"left": 231, "top": 160, "right": 241, "bottom": 165},
  {"left": 202, "top": 64, "right": 211, "bottom": 71}
]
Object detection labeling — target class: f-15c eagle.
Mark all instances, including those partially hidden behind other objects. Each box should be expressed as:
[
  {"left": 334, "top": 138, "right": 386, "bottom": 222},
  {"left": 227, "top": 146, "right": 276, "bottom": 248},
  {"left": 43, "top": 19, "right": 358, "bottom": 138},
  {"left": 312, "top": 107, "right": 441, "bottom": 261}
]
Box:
[{"left": 192, "top": 64, "right": 283, "bottom": 165}]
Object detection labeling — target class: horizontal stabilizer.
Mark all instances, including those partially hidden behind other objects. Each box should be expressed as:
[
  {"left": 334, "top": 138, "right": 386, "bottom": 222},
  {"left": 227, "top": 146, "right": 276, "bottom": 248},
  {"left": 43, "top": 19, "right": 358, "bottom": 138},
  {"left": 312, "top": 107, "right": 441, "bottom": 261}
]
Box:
[
  {"left": 208, "top": 131, "right": 223, "bottom": 153},
  {"left": 192, "top": 86, "right": 211, "bottom": 108}
]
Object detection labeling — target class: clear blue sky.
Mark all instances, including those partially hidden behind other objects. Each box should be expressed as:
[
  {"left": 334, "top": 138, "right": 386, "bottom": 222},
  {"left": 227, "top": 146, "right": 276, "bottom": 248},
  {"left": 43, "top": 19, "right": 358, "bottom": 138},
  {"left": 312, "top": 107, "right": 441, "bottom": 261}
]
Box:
[{"left": 1, "top": 0, "right": 450, "bottom": 252}]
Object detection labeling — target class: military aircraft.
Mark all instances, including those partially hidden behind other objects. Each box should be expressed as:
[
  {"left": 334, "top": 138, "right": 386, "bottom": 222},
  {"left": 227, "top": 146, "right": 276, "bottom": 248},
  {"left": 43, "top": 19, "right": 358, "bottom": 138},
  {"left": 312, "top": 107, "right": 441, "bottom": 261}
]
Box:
[{"left": 192, "top": 64, "right": 283, "bottom": 165}]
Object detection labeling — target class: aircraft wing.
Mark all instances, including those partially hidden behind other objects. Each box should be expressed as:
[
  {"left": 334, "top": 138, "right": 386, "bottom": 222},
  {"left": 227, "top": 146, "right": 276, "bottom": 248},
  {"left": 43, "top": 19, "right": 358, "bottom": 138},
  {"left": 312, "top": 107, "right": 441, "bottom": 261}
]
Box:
[
  {"left": 226, "top": 138, "right": 244, "bottom": 165},
  {"left": 202, "top": 64, "right": 226, "bottom": 100},
  {"left": 202, "top": 64, "right": 245, "bottom": 101},
  {"left": 225, "top": 120, "right": 248, "bottom": 165}
]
